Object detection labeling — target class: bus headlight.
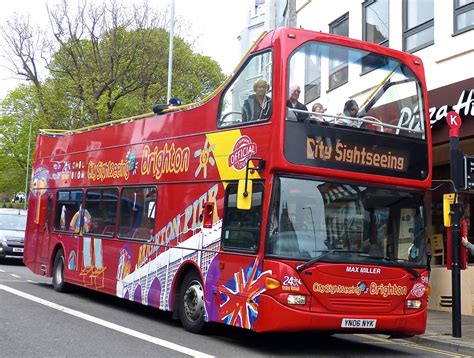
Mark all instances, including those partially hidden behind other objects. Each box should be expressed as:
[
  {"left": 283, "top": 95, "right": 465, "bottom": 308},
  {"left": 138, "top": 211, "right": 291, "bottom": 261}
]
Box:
[
  {"left": 406, "top": 300, "right": 422, "bottom": 309},
  {"left": 287, "top": 294, "right": 306, "bottom": 305}
]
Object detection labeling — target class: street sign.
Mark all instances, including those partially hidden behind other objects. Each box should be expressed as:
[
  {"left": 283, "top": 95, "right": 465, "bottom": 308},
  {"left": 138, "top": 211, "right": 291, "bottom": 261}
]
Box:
[
  {"left": 464, "top": 155, "right": 474, "bottom": 189},
  {"left": 446, "top": 111, "right": 461, "bottom": 137}
]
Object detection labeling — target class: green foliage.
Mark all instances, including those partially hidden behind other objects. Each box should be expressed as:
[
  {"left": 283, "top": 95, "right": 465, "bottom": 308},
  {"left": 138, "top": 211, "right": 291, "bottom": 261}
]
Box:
[
  {"left": 0, "top": 2, "right": 226, "bottom": 196},
  {"left": 0, "top": 85, "right": 43, "bottom": 198}
]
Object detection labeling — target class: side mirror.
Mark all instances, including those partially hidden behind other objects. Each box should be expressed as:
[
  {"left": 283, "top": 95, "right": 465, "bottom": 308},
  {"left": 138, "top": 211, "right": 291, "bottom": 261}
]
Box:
[
  {"left": 237, "top": 179, "right": 252, "bottom": 210},
  {"left": 203, "top": 202, "right": 215, "bottom": 229}
]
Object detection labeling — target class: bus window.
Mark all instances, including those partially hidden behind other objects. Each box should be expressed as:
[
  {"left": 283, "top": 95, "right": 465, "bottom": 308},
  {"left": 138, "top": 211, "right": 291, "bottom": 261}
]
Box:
[
  {"left": 218, "top": 51, "right": 273, "bottom": 127},
  {"left": 266, "top": 177, "right": 427, "bottom": 266},
  {"left": 287, "top": 41, "right": 426, "bottom": 138},
  {"left": 85, "top": 188, "right": 118, "bottom": 236},
  {"left": 53, "top": 190, "right": 83, "bottom": 233},
  {"left": 221, "top": 182, "right": 263, "bottom": 252},
  {"left": 118, "top": 187, "right": 156, "bottom": 240}
]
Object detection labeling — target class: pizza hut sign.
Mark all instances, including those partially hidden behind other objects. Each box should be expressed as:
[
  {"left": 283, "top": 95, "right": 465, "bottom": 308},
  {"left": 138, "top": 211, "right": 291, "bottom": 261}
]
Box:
[
  {"left": 228, "top": 135, "right": 257, "bottom": 170},
  {"left": 400, "top": 88, "right": 473, "bottom": 130}
]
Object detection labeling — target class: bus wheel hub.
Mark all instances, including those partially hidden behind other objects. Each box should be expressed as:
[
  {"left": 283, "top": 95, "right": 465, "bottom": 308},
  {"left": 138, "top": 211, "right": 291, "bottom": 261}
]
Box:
[{"left": 183, "top": 281, "right": 204, "bottom": 321}]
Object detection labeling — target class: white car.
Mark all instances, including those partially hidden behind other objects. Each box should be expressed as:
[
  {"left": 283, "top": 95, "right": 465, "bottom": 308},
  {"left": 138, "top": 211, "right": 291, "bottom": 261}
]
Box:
[{"left": 0, "top": 208, "right": 27, "bottom": 261}]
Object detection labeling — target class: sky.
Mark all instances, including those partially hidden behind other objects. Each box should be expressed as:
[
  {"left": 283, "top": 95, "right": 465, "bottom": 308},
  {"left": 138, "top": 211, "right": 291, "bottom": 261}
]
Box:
[{"left": 0, "top": 0, "right": 250, "bottom": 100}]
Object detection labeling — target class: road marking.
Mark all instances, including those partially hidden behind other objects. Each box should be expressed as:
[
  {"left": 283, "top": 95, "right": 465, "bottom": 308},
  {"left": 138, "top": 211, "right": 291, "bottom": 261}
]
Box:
[
  {"left": 356, "top": 334, "right": 470, "bottom": 357},
  {"left": 0, "top": 269, "right": 5, "bottom": 272},
  {"left": 0, "top": 284, "right": 214, "bottom": 358},
  {"left": 10, "top": 274, "right": 21, "bottom": 278}
]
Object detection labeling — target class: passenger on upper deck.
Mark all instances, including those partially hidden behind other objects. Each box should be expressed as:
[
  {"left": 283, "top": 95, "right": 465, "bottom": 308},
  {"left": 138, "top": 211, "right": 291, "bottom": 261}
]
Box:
[
  {"left": 310, "top": 102, "right": 327, "bottom": 123},
  {"left": 152, "top": 96, "right": 182, "bottom": 115},
  {"left": 343, "top": 99, "right": 359, "bottom": 118},
  {"left": 168, "top": 97, "right": 182, "bottom": 107},
  {"left": 341, "top": 99, "right": 361, "bottom": 127},
  {"left": 287, "top": 85, "right": 309, "bottom": 123},
  {"left": 242, "top": 79, "right": 272, "bottom": 122}
]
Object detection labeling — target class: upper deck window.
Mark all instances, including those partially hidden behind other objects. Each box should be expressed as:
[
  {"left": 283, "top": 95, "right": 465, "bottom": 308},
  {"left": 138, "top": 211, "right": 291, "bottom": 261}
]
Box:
[
  {"left": 218, "top": 51, "right": 273, "bottom": 127},
  {"left": 287, "top": 41, "right": 426, "bottom": 139}
]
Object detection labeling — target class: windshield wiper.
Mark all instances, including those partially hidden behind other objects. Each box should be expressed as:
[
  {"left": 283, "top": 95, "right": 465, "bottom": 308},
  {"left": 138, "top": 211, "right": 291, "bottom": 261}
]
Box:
[
  {"left": 296, "top": 250, "right": 362, "bottom": 271},
  {"left": 360, "top": 255, "right": 420, "bottom": 278}
]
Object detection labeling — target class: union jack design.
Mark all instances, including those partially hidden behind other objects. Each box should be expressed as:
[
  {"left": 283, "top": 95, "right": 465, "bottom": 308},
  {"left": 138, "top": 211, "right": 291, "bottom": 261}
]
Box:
[{"left": 218, "top": 258, "right": 272, "bottom": 329}]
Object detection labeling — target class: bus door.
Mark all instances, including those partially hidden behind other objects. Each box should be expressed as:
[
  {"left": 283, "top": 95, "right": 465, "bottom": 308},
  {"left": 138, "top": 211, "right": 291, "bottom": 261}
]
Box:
[
  {"left": 217, "top": 182, "right": 267, "bottom": 329},
  {"left": 34, "top": 193, "right": 53, "bottom": 264}
]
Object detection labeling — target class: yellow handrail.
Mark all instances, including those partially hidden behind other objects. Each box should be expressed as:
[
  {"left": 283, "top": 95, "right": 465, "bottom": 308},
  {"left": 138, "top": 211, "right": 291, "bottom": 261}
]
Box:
[
  {"left": 40, "top": 31, "right": 269, "bottom": 137},
  {"left": 359, "top": 62, "right": 401, "bottom": 109}
]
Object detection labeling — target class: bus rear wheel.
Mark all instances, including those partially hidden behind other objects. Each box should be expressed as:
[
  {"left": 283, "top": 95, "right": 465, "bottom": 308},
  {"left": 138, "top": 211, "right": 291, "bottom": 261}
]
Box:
[
  {"left": 52, "top": 249, "right": 69, "bottom": 292},
  {"left": 178, "top": 271, "right": 206, "bottom": 333}
]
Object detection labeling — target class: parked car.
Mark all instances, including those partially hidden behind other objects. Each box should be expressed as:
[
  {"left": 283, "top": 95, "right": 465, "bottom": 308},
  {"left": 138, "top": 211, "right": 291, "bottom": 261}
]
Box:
[{"left": 0, "top": 208, "right": 27, "bottom": 261}]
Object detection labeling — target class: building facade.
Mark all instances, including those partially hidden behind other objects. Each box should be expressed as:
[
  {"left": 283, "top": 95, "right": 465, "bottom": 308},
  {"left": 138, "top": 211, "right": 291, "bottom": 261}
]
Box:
[{"left": 239, "top": 0, "right": 474, "bottom": 315}]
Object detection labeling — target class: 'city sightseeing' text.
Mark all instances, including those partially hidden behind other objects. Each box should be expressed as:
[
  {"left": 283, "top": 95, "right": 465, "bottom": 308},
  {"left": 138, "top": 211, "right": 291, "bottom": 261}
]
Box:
[
  {"left": 88, "top": 160, "right": 130, "bottom": 182},
  {"left": 307, "top": 137, "right": 406, "bottom": 171}
]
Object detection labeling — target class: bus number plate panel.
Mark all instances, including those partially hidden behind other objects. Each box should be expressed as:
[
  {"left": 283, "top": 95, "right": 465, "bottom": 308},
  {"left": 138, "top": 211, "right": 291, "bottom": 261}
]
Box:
[{"left": 341, "top": 318, "right": 377, "bottom": 328}]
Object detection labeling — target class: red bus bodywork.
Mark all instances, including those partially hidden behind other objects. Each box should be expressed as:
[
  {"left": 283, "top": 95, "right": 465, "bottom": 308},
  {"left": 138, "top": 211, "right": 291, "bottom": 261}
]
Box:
[{"left": 24, "top": 28, "right": 432, "bottom": 336}]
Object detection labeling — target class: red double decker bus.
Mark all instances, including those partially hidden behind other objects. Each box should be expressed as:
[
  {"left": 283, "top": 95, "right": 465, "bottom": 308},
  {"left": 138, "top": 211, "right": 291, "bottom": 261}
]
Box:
[{"left": 24, "top": 28, "right": 431, "bottom": 336}]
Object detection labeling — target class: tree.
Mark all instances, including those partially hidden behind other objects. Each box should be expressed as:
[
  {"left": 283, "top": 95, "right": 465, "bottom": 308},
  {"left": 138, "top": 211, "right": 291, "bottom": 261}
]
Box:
[
  {"left": 0, "top": 0, "right": 226, "bottom": 195},
  {"left": 1, "top": 0, "right": 225, "bottom": 127},
  {"left": 0, "top": 85, "right": 44, "bottom": 198},
  {"left": 1, "top": 14, "right": 51, "bottom": 119},
  {"left": 45, "top": 0, "right": 225, "bottom": 126}
]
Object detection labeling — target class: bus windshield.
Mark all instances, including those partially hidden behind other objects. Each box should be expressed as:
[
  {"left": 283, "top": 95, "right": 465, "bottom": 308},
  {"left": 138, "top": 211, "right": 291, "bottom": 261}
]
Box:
[
  {"left": 287, "top": 41, "right": 426, "bottom": 139},
  {"left": 266, "top": 177, "right": 427, "bottom": 267}
]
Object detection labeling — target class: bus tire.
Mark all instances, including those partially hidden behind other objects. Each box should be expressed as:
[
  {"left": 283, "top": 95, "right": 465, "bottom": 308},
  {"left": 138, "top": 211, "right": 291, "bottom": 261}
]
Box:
[
  {"left": 178, "top": 271, "right": 206, "bottom": 333},
  {"left": 52, "top": 249, "right": 69, "bottom": 292}
]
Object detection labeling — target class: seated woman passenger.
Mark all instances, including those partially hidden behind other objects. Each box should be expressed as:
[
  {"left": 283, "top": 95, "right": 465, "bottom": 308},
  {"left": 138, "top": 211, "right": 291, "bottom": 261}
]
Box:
[
  {"left": 309, "top": 102, "right": 327, "bottom": 123},
  {"left": 242, "top": 79, "right": 272, "bottom": 122},
  {"left": 343, "top": 99, "right": 359, "bottom": 118},
  {"left": 339, "top": 99, "right": 360, "bottom": 127}
]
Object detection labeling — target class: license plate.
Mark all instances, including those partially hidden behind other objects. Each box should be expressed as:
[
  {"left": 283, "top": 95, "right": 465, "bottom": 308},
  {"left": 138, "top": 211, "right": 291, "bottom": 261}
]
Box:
[
  {"left": 341, "top": 318, "right": 377, "bottom": 328},
  {"left": 13, "top": 248, "right": 24, "bottom": 253}
]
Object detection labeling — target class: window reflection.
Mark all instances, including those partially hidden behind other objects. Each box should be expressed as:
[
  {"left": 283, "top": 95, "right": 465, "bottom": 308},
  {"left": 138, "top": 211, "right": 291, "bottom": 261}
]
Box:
[
  {"left": 364, "top": 0, "right": 389, "bottom": 45},
  {"left": 219, "top": 52, "right": 273, "bottom": 127},
  {"left": 266, "top": 177, "right": 427, "bottom": 266},
  {"left": 287, "top": 41, "right": 426, "bottom": 138}
]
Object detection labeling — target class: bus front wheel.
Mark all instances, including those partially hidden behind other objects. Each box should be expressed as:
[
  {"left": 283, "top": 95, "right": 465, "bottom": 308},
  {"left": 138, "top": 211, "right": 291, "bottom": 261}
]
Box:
[
  {"left": 52, "top": 249, "right": 69, "bottom": 292},
  {"left": 178, "top": 271, "right": 206, "bottom": 333}
]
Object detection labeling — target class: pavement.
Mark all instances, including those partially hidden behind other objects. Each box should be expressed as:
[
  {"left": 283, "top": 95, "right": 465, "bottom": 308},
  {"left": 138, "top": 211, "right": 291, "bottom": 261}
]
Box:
[{"left": 406, "top": 310, "right": 474, "bottom": 355}]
